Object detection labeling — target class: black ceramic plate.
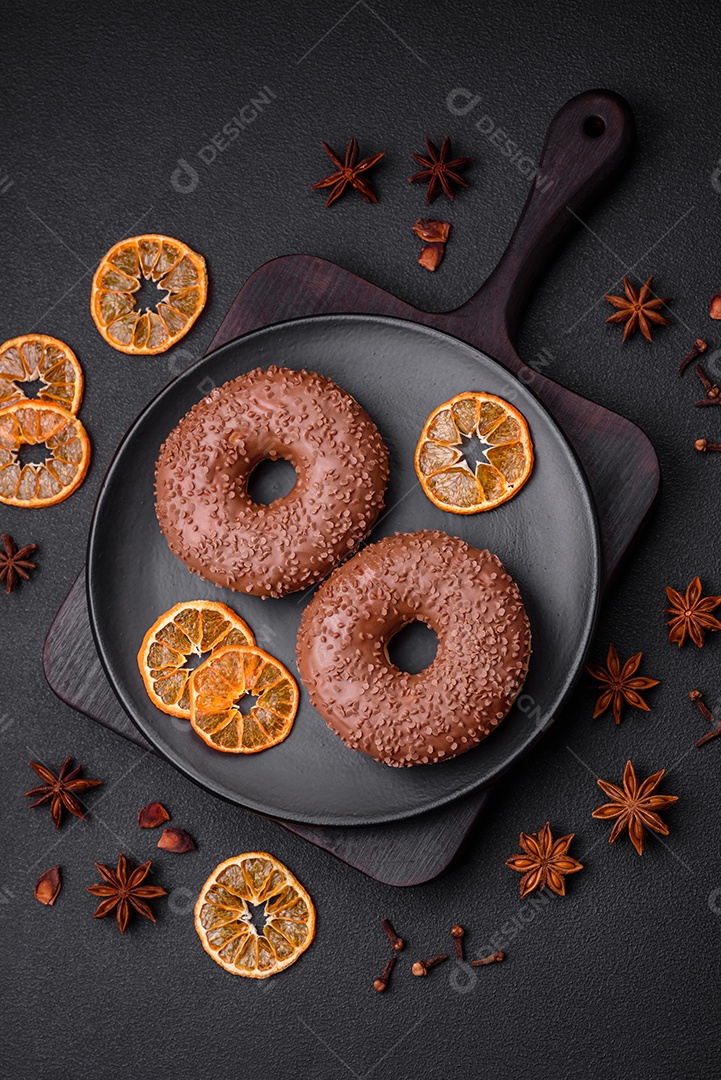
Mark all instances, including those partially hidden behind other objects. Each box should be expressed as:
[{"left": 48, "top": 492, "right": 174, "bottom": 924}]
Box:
[{"left": 88, "top": 315, "right": 600, "bottom": 826}]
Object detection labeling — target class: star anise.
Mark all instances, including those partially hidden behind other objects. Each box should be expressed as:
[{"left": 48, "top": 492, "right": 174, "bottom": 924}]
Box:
[
  {"left": 24, "top": 757, "right": 102, "bottom": 829},
  {"left": 311, "top": 138, "right": 385, "bottom": 207},
  {"left": 505, "top": 821, "right": 583, "bottom": 898},
  {"left": 604, "top": 275, "right": 671, "bottom": 342},
  {"left": 592, "top": 760, "right": 678, "bottom": 856},
  {"left": 585, "top": 643, "right": 660, "bottom": 725},
  {"left": 409, "top": 136, "right": 474, "bottom": 203},
  {"left": 665, "top": 576, "right": 721, "bottom": 648},
  {"left": 0, "top": 533, "right": 37, "bottom": 594},
  {"left": 88, "top": 853, "right": 167, "bottom": 933}
]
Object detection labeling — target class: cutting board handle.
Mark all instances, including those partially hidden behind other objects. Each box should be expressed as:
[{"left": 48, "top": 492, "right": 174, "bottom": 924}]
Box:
[{"left": 454, "top": 90, "right": 635, "bottom": 357}]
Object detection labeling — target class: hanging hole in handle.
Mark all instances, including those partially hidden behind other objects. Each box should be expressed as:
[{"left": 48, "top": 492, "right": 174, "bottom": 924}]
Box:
[{"left": 583, "top": 115, "right": 606, "bottom": 138}]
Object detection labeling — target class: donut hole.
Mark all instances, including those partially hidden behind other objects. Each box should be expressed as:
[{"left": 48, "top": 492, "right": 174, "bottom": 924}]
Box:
[
  {"left": 247, "top": 457, "right": 297, "bottom": 505},
  {"left": 386, "top": 619, "right": 438, "bottom": 675}
]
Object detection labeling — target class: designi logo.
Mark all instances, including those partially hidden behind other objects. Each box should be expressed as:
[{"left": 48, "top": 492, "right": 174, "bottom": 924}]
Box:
[
  {"left": 446, "top": 87, "right": 554, "bottom": 193},
  {"left": 171, "top": 87, "right": 277, "bottom": 194},
  {"left": 711, "top": 158, "right": 721, "bottom": 193}
]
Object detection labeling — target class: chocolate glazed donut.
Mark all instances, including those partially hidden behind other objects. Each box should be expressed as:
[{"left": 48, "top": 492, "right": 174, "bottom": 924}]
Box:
[
  {"left": 155, "top": 367, "right": 389, "bottom": 598},
  {"left": 296, "top": 531, "right": 531, "bottom": 766}
]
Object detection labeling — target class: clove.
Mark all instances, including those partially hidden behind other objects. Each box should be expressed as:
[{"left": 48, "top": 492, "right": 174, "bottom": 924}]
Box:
[
  {"left": 695, "top": 362, "right": 720, "bottom": 399},
  {"left": 373, "top": 955, "right": 397, "bottom": 993},
  {"left": 381, "top": 917, "right": 404, "bottom": 951},
  {"left": 451, "top": 924, "right": 465, "bottom": 961},
  {"left": 412, "top": 954, "right": 448, "bottom": 977},
  {"left": 678, "top": 338, "right": 707, "bottom": 376},
  {"left": 470, "top": 950, "right": 505, "bottom": 967},
  {"left": 690, "top": 689, "right": 721, "bottom": 747},
  {"left": 695, "top": 438, "right": 721, "bottom": 452}
]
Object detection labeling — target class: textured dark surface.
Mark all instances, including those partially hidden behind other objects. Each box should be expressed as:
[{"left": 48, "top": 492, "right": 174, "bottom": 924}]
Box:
[{"left": 3, "top": 2, "right": 721, "bottom": 1078}]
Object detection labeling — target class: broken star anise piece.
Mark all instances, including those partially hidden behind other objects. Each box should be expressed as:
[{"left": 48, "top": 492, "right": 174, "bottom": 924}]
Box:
[
  {"left": 412, "top": 218, "right": 451, "bottom": 243},
  {"left": 88, "top": 853, "right": 167, "bottom": 934},
  {"left": 505, "top": 821, "right": 583, "bottom": 898},
  {"left": 311, "top": 138, "right": 386, "bottom": 207},
  {"left": 665, "top": 576, "right": 721, "bottom": 648},
  {"left": 157, "top": 827, "right": 196, "bottom": 853},
  {"left": 35, "top": 866, "right": 62, "bottom": 906},
  {"left": 24, "top": 757, "right": 102, "bottom": 829},
  {"left": 137, "top": 801, "right": 171, "bottom": 829},
  {"left": 409, "top": 136, "right": 474, "bottom": 203},
  {"left": 592, "top": 760, "right": 678, "bottom": 856},
  {"left": 418, "top": 243, "right": 445, "bottom": 272},
  {"left": 585, "top": 643, "right": 659, "bottom": 725},
  {"left": 0, "top": 533, "right": 37, "bottom": 595},
  {"left": 604, "top": 275, "right": 671, "bottom": 342},
  {"left": 413, "top": 218, "right": 451, "bottom": 273}
]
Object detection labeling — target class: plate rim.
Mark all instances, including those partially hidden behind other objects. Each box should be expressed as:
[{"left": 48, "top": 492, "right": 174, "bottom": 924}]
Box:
[{"left": 86, "top": 312, "right": 601, "bottom": 826}]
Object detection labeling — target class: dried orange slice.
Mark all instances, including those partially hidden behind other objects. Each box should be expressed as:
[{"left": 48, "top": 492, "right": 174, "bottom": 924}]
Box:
[
  {"left": 415, "top": 391, "right": 534, "bottom": 513},
  {"left": 138, "top": 601, "right": 254, "bottom": 719},
  {"left": 189, "top": 645, "right": 299, "bottom": 754},
  {"left": 90, "top": 234, "right": 207, "bottom": 355},
  {"left": 0, "top": 401, "right": 90, "bottom": 507},
  {"left": 194, "top": 852, "right": 316, "bottom": 979},
  {"left": 0, "top": 334, "right": 84, "bottom": 413}
]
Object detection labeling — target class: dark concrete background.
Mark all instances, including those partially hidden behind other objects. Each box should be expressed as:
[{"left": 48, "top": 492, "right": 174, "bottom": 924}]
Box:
[{"left": 2, "top": 1, "right": 721, "bottom": 1077}]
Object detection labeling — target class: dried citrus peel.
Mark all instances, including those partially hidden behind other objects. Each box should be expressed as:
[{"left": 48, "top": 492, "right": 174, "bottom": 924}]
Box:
[
  {"left": 91, "top": 234, "right": 207, "bottom": 355},
  {"left": 194, "top": 852, "right": 315, "bottom": 978},
  {"left": 0, "top": 401, "right": 90, "bottom": 507},
  {"left": 137, "top": 601, "right": 254, "bottom": 719},
  {"left": 414, "top": 391, "right": 534, "bottom": 513},
  {"left": 189, "top": 644, "right": 299, "bottom": 754},
  {"left": 0, "top": 334, "right": 84, "bottom": 413}
]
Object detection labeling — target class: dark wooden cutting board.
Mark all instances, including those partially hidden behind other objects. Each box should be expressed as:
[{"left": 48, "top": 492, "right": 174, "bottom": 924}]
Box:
[{"left": 44, "top": 89, "right": 658, "bottom": 884}]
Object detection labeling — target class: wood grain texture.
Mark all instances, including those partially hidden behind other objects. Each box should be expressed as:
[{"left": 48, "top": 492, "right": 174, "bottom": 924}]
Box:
[{"left": 44, "top": 91, "right": 654, "bottom": 885}]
